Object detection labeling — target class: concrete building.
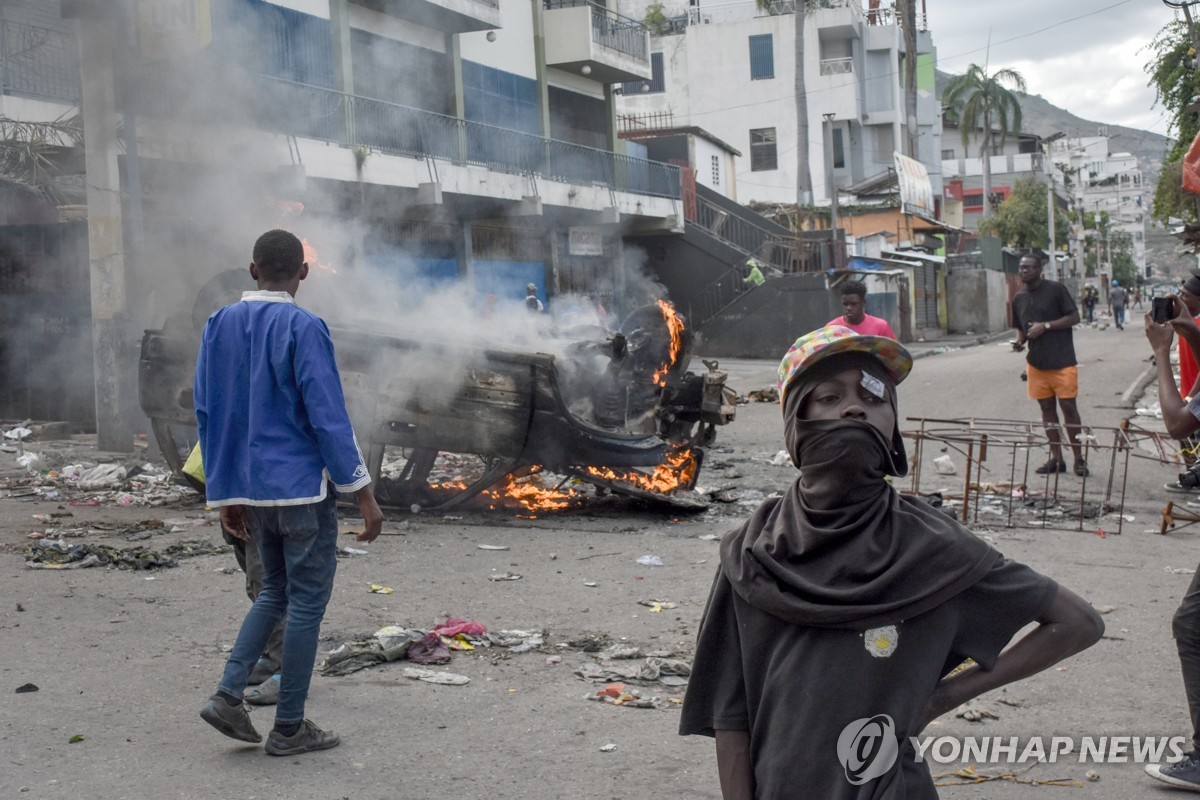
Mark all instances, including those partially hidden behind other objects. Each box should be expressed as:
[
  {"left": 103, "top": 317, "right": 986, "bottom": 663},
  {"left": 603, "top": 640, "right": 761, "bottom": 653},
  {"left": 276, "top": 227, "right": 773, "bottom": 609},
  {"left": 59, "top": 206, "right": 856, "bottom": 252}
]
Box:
[
  {"left": 1048, "top": 135, "right": 1147, "bottom": 281},
  {"left": 611, "top": 0, "right": 943, "bottom": 210},
  {"left": 1, "top": 0, "right": 691, "bottom": 441},
  {"left": 941, "top": 124, "right": 1053, "bottom": 233}
]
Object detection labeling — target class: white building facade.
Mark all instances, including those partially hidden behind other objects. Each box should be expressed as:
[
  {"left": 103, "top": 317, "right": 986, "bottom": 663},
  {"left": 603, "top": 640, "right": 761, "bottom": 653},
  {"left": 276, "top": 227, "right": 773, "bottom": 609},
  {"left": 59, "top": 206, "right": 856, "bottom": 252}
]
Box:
[{"left": 612, "top": 0, "right": 943, "bottom": 209}]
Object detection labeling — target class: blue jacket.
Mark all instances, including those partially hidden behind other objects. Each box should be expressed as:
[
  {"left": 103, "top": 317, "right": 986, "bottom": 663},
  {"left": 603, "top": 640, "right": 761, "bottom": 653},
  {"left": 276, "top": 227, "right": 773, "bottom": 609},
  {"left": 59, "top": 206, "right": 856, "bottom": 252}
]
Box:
[{"left": 194, "top": 291, "right": 370, "bottom": 506}]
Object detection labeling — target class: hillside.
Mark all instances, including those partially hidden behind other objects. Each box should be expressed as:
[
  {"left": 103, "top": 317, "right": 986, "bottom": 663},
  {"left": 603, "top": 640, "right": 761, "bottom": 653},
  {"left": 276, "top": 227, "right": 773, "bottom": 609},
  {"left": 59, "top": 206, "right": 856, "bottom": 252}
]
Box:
[{"left": 935, "top": 69, "right": 1168, "bottom": 183}]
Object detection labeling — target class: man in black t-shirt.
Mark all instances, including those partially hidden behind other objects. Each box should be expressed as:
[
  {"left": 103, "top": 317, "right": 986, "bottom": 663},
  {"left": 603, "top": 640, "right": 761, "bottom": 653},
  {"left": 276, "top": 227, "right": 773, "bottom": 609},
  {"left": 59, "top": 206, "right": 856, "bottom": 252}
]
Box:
[{"left": 1011, "top": 254, "right": 1089, "bottom": 476}]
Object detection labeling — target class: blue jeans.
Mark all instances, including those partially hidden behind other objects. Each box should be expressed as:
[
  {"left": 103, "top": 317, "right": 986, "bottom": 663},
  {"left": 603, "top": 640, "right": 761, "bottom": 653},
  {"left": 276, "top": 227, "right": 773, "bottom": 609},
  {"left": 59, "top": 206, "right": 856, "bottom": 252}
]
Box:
[
  {"left": 218, "top": 493, "right": 338, "bottom": 725},
  {"left": 1114, "top": 305, "right": 1126, "bottom": 328}
]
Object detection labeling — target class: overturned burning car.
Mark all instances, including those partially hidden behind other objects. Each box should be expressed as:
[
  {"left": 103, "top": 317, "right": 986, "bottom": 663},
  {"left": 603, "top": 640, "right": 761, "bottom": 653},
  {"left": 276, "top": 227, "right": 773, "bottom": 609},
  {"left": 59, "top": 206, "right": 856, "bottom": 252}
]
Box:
[{"left": 139, "top": 282, "right": 736, "bottom": 513}]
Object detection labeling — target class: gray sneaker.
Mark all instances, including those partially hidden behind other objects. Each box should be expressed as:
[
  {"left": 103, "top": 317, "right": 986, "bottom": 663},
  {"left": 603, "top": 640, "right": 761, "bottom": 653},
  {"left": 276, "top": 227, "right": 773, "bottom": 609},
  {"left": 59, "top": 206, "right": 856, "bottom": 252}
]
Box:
[
  {"left": 200, "top": 694, "right": 261, "bottom": 743},
  {"left": 265, "top": 720, "right": 341, "bottom": 756}
]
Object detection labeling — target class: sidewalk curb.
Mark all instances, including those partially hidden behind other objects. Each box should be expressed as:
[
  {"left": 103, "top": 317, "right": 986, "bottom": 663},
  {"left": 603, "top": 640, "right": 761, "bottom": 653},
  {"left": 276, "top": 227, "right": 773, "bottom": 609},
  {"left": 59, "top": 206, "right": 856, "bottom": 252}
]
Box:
[
  {"left": 1120, "top": 361, "right": 1158, "bottom": 409},
  {"left": 911, "top": 330, "right": 1012, "bottom": 360}
]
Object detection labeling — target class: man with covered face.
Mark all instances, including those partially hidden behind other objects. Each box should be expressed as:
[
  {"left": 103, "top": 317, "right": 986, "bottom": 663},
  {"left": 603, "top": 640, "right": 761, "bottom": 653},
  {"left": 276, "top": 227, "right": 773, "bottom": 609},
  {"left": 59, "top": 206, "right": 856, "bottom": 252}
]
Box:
[{"left": 680, "top": 325, "right": 1103, "bottom": 799}]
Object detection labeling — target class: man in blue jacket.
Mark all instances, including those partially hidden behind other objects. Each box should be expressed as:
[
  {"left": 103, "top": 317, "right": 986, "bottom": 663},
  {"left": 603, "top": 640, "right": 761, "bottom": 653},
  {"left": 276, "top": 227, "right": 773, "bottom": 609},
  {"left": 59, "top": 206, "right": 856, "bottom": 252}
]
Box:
[{"left": 195, "top": 229, "right": 383, "bottom": 756}]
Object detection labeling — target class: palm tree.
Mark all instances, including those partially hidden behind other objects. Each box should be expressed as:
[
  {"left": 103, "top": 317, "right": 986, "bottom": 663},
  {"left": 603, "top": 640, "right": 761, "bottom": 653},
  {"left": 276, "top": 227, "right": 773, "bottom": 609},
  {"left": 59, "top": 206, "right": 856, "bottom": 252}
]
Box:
[
  {"left": 897, "top": 0, "right": 918, "bottom": 158},
  {"left": 0, "top": 113, "right": 84, "bottom": 207},
  {"left": 754, "top": 0, "right": 819, "bottom": 206},
  {"left": 942, "top": 64, "right": 1026, "bottom": 216}
]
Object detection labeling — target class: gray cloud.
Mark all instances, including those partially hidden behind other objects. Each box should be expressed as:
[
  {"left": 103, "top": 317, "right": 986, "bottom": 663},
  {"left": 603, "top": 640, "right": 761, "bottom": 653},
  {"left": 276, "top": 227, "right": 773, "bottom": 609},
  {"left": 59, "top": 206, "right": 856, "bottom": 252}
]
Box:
[{"left": 927, "top": 0, "right": 1175, "bottom": 134}]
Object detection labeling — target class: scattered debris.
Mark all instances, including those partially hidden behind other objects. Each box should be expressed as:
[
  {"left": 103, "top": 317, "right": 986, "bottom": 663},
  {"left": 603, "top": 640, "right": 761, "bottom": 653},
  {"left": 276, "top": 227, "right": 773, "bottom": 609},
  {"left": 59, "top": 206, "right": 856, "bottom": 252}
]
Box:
[
  {"left": 15, "top": 683, "right": 38, "bottom": 694},
  {"left": 769, "top": 450, "right": 792, "bottom": 466},
  {"left": 740, "top": 387, "right": 779, "bottom": 404},
  {"left": 635, "top": 555, "right": 664, "bottom": 567},
  {"left": 599, "top": 743, "right": 618, "bottom": 752},
  {"left": 576, "top": 657, "right": 691, "bottom": 685},
  {"left": 637, "top": 598, "right": 678, "bottom": 612},
  {"left": 477, "top": 544, "right": 510, "bottom": 551},
  {"left": 24, "top": 538, "right": 229, "bottom": 570},
  {"left": 955, "top": 702, "right": 1000, "bottom": 722},
  {"left": 368, "top": 584, "right": 394, "bottom": 594},
  {"left": 403, "top": 667, "right": 470, "bottom": 685},
  {"left": 488, "top": 571, "right": 522, "bottom": 582},
  {"left": 933, "top": 455, "right": 957, "bottom": 475},
  {"left": 587, "top": 682, "right": 665, "bottom": 709}
]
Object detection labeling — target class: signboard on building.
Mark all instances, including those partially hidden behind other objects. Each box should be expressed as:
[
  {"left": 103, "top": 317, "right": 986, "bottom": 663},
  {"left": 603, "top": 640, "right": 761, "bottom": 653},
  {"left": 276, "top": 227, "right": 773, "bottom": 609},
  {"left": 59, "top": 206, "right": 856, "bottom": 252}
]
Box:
[
  {"left": 568, "top": 227, "right": 604, "bottom": 256},
  {"left": 137, "top": 0, "right": 212, "bottom": 62},
  {"left": 893, "top": 151, "right": 936, "bottom": 219}
]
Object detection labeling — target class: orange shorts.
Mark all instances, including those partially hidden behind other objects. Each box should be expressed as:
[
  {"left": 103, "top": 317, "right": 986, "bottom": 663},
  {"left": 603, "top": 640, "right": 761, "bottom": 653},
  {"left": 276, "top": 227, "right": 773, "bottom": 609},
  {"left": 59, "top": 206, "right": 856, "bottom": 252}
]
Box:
[{"left": 1026, "top": 364, "right": 1078, "bottom": 400}]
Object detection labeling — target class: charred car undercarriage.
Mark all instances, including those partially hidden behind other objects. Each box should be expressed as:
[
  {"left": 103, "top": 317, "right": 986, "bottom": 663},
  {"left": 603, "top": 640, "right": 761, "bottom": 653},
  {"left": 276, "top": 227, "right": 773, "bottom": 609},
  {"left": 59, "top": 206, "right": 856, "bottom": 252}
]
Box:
[{"left": 139, "top": 296, "right": 736, "bottom": 513}]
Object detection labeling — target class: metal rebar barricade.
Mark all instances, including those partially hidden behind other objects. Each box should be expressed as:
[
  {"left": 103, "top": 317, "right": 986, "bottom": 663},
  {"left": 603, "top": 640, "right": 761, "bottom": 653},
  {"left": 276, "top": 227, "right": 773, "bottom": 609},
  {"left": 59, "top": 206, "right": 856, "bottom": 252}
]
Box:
[{"left": 902, "top": 416, "right": 1184, "bottom": 535}]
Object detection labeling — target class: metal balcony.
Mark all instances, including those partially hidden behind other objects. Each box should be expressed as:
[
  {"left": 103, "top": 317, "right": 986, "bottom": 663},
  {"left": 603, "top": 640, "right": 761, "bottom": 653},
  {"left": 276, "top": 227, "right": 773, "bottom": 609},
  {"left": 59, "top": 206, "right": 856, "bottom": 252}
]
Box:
[
  {"left": 543, "top": 0, "right": 651, "bottom": 84},
  {"left": 357, "top": 0, "right": 500, "bottom": 34},
  {"left": 246, "top": 76, "right": 681, "bottom": 200}
]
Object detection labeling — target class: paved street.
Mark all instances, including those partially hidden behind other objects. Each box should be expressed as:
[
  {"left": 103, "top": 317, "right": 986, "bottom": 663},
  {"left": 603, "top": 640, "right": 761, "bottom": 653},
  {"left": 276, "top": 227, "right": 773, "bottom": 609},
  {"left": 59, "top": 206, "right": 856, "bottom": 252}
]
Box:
[{"left": 2, "top": 318, "right": 1197, "bottom": 800}]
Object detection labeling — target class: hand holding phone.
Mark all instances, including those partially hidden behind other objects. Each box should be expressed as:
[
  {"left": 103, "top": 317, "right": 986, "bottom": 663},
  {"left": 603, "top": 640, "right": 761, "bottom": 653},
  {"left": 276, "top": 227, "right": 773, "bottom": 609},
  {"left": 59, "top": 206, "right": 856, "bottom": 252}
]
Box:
[{"left": 1153, "top": 296, "right": 1176, "bottom": 324}]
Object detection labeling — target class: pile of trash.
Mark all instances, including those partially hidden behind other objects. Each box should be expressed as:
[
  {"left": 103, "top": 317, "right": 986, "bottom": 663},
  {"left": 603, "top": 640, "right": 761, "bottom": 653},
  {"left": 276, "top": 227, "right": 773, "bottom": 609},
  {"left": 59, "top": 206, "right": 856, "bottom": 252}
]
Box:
[
  {"left": 322, "top": 617, "right": 543, "bottom": 677},
  {"left": 4, "top": 454, "right": 193, "bottom": 508},
  {"left": 25, "top": 537, "right": 230, "bottom": 570}
]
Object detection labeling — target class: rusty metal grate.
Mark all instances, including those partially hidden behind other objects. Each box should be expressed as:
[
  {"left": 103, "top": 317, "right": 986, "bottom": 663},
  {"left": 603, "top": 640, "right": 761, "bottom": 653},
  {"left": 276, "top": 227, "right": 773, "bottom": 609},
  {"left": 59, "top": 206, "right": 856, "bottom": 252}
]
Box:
[{"left": 901, "top": 416, "right": 1183, "bottom": 536}]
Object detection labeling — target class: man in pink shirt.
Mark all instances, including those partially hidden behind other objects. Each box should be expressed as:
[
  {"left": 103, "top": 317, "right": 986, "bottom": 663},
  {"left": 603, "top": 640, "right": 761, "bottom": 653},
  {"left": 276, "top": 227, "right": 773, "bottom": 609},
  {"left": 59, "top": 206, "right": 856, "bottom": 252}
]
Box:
[{"left": 828, "top": 281, "right": 897, "bottom": 339}]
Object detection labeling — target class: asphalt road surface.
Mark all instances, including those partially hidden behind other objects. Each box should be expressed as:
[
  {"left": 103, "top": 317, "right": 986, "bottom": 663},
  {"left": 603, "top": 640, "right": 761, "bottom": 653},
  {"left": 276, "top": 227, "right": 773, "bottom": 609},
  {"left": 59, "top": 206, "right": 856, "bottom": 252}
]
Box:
[{"left": 1, "top": 320, "right": 1197, "bottom": 800}]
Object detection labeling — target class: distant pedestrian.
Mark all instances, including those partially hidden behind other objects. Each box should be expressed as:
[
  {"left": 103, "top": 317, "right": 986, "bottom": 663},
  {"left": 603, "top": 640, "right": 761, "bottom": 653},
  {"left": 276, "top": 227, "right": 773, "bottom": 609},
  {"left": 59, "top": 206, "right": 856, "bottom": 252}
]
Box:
[
  {"left": 1082, "top": 285, "right": 1098, "bottom": 325},
  {"left": 1110, "top": 280, "right": 1128, "bottom": 330},
  {"left": 525, "top": 283, "right": 545, "bottom": 313},
  {"left": 827, "top": 281, "right": 896, "bottom": 339},
  {"left": 195, "top": 229, "right": 383, "bottom": 756},
  {"left": 1011, "top": 253, "right": 1089, "bottom": 477},
  {"left": 743, "top": 258, "right": 765, "bottom": 288},
  {"left": 680, "top": 325, "right": 1102, "bottom": 799}
]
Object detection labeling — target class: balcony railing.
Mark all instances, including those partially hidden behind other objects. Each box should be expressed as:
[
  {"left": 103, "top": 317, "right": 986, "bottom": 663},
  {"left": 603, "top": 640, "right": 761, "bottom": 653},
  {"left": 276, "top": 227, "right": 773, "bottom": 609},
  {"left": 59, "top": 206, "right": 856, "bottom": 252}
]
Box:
[
  {"left": 819, "top": 57, "right": 854, "bottom": 76},
  {"left": 249, "top": 76, "right": 680, "bottom": 199},
  {"left": 0, "top": 18, "right": 80, "bottom": 102},
  {"left": 545, "top": 0, "right": 648, "bottom": 61}
]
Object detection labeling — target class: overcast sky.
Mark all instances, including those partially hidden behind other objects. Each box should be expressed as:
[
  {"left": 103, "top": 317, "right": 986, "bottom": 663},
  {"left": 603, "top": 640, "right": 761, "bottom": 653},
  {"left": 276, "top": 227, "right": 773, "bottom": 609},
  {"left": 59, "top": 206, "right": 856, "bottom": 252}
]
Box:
[{"left": 926, "top": 0, "right": 1177, "bottom": 138}]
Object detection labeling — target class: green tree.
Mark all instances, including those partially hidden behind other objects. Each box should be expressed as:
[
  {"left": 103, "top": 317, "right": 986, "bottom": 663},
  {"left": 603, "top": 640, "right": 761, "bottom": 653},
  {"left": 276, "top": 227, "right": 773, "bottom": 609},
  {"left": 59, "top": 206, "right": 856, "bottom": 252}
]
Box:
[
  {"left": 942, "top": 64, "right": 1027, "bottom": 217},
  {"left": 977, "top": 177, "right": 1067, "bottom": 249},
  {"left": 754, "top": 0, "right": 819, "bottom": 205},
  {"left": 1144, "top": 20, "right": 1200, "bottom": 224},
  {"left": 1108, "top": 230, "right": 1137, "bottom": 286}
]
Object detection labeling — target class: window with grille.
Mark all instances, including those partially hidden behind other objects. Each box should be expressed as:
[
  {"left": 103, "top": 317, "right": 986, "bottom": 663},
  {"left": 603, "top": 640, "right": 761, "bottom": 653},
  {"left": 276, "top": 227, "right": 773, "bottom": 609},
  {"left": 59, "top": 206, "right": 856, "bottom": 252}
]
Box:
[
  {"left": 749, "top": 34, "right": 774, "bottom": 80},
  {"left": 620, "top": 52, "right": 664, "bottom": 95},
  {"left": 832, "top": 128, "right": 845, "bottom": 169},
  {"left": 711, "top": 155, "right": 720, "bottom": 185},
  {"left": 750, "top": 127, "right": 777, "bottom": 171}
]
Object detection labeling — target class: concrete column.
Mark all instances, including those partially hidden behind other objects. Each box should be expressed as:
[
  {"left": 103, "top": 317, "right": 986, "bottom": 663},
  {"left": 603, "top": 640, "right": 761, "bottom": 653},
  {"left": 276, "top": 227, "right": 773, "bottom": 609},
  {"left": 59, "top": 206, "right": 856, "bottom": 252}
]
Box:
[
  {"left": 604, "top": 84, "right": 618, "bottom": 153},
  {"left": 329, "top": 0, "right": 354, "bottom": 140},
  {"left": 448, "top": 34, "right": 465, "bottom": 119},
  {"left": 78, "top": 15, "right": 134, "bottom": 451},
  {"left": 456, "top": 221, "right": 475, "bottom": 288},
  {"left": 531, "top": 1, "right": 550, "bottom": 138}
]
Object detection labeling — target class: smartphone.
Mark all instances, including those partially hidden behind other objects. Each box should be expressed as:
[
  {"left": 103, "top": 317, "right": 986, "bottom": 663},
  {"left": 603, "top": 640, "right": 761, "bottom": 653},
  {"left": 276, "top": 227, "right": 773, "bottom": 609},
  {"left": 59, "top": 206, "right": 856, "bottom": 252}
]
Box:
[{"left": 1153, "top": 296, "right": 1176, "bottom": 324}]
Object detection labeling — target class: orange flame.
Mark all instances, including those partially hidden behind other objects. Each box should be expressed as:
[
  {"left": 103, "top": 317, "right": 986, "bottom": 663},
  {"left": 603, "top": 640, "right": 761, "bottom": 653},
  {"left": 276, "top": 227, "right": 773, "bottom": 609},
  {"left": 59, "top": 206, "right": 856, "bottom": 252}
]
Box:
[
  {"left": 270, "top": 198, "right": 305, "bottom": 218},
  {"left": 482, "top": 470, "right": 579, "bottom": 512},
  {"left": 301, "top": 238, "right": 337, "bottom": 274},
  {"left": 584, "top": 447, "right": 698, "bottom": 494},
  {"left": 651, "top": 299, "right": 685, "bottom": 387}
]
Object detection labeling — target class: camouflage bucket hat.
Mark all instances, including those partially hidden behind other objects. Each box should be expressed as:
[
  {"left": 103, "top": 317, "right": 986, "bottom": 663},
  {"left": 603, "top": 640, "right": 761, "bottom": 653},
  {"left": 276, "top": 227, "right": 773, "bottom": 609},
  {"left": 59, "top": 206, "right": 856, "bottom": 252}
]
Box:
[{"left": 777, "top": 325, "right": 913, "bottom": 406}]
